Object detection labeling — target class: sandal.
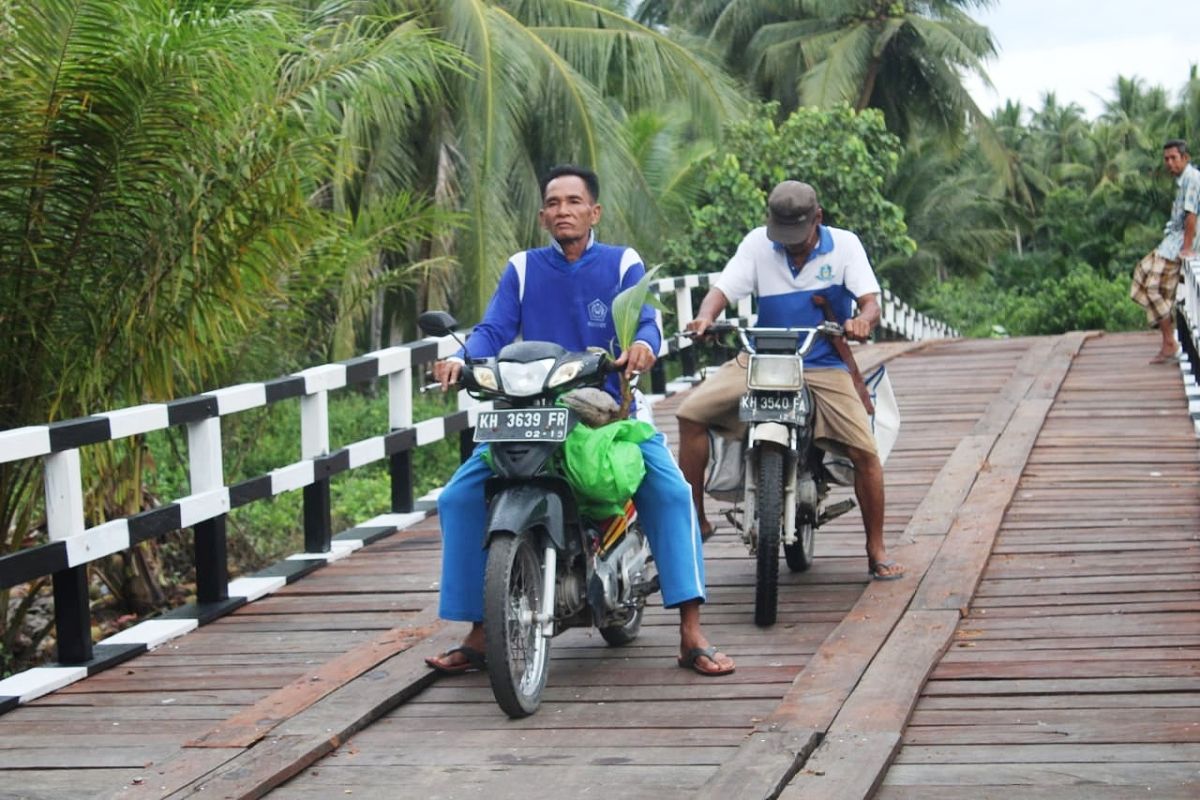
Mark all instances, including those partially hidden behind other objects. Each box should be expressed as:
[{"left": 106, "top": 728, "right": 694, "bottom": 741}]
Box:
[
  {"left": 677, "top": 645, "right": 735, "bottom": 676},
  {"left": 424, "top": 645, "right": 486, "bottom": 675},
  {"left": 868, "top": 559, "right": 905, "bottom": 581}
]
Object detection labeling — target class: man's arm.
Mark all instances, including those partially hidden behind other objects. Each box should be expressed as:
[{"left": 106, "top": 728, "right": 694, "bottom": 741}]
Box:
[
  {"left": 433, "top": 264, "right": 522, "bottom": 390},
  {"left": 684, "top": 288, "right": 732, "bottom": 336},
  {"left": 1182, "top": 211, "right": 1196, "bottom": 258},
  {"left": 845, "top": 293, "right": 881, "bottom": 341}
]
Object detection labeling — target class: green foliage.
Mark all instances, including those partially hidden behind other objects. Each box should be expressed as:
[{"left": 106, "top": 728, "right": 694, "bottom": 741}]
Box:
[
  {"left": 664, "top": 103, "right": 915, "bottom": 276},
  {"left": 919, "top": 260, "right": 1144, "bottom": 338},
  {"left": 143, "top": 388, "right": 461, "bottom": 572}
]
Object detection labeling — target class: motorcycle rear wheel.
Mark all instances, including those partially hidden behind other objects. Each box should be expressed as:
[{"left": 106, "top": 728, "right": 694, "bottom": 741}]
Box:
[
  {"left": 784, "top": 518, "right": 815, "bottom": 572},
  {"left": 754, "top": 443, "right": 785, "bottom": 627},
  {"left": 598, "top": 602, "right": 644, "bottom": 646},
  {"left": 484, "top": 531, "right": 551, "bottom": 718}
]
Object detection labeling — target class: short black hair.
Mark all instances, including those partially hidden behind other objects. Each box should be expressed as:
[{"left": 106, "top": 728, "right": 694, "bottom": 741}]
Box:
[
  {"left": 540, "top": 164, "right": 599, "bottom": 202},
  {"left": 1164, "top": 138, "right": 1189, "bottom": 156}
]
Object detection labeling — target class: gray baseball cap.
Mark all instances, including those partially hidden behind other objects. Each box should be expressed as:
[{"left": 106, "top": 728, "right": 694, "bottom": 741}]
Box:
[{"left": 766, "top": 181, "right": 819, "bottom": 245}]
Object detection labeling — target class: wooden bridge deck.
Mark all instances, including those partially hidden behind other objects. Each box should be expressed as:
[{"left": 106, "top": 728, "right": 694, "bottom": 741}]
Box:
[{"left": 1, "top": 332, "right": 1197, "bottom": 800}]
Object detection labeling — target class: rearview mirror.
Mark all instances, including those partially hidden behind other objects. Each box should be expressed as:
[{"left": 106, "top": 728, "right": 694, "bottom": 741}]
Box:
[{"left": 418, "top": 310, "right": 458, "bottom": 337}]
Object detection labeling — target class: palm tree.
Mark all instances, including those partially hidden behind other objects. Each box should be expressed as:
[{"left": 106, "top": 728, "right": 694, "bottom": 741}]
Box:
[
  {"left": 0, "top": 0, "right": 451, "bottom": 669},
  {"left": 374, "top": 0, "right": 745, "bottom": 325},
  {"left": 641, "top": 0, "right": 997, "bottom": 141}
]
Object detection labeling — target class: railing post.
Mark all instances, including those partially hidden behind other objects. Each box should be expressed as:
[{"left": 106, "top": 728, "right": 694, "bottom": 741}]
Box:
[
  {"left": 303, "top": 481, "right": 332, "bottom": 553},
  {"left": 389, "top": 362, "right": 415, "bottom": 513},
  {"left": 459, "top": 428, "right": 475, "bottom": 464},
  {"left": 301, "top": 389, "right": 331, "bottom": 553},
  {"left": 188, "top": 417, "right": 227, "bottom": 603},
  {"left": 44, "top": 450, "right": 92, "bottom": 664},
  {"left": 650, "top": 360, "right": 667, "bottom": 394}
]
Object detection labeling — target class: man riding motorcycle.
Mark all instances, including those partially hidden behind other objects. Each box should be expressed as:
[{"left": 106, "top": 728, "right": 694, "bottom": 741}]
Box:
[
  {"left": 425, "top": 164, "right": 735, "bottom": 678},
  {"left": 676, "top": 180, "right": 904, "bottom": 582}
]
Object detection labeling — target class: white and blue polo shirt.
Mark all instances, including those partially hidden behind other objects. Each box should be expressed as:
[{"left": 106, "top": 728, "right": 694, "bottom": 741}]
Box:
[{"left": 713, "top": 225, "right": 881, "bottom": 370}]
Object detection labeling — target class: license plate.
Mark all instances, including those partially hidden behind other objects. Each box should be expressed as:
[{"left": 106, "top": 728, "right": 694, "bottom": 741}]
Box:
[
  {"left": 474, "top": 408, "right": 571, "bottom": 442},
  {"left": 739, "top": 392, "right": 805, "bottom": 423}
]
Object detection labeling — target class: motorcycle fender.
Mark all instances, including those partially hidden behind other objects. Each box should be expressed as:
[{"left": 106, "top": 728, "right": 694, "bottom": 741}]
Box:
[
  {"left": 484, "top": 484, "right": 568, "bottom": 550},
  {"left": 748, "top": 422, "right": 791, "bottom": 449}
]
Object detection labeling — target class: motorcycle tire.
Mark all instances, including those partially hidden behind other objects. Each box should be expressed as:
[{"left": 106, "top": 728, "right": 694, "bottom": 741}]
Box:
[
  {"left": 598, "top": 602, "right": 644, "bottom": 646},
  {"left": 483, "top": 531, "right": 551, "bottom": 718},
  {"left": 784, "top": 518, "right": 815, "bottom": 572},
  {"left": 754, "top": 442, "right": 785, "bottom": 627}
]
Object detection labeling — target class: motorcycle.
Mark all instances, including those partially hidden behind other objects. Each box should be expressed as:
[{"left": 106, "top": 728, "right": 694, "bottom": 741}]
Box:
[
  {"left": 418, "top": 311, "right": 659, "bottom": 718},
  {"left": 692, "top": 320, "right": 858, "bottom": 627}
]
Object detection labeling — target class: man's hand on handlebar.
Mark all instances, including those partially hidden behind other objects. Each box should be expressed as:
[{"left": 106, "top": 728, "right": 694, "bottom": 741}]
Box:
[
  {"left": 684, "top": 317, "right": 716, "bottom": 338},
  {"left": 842, "top": 316, "right": 872, "bottom": 342},
  {"left": 432, "top": 359, "right": 462, "bottom": 392},
  {"left": 613, "top": 341, "right": 656, "bottom": 380}
]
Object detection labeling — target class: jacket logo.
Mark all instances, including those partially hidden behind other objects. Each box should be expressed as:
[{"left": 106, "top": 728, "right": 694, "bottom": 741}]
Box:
[
  {"left": 588, "top": 298, "right": 608, "bottom": 324},
  {"left": 817, "top": 264, "right": 833, "bottom": 281}
]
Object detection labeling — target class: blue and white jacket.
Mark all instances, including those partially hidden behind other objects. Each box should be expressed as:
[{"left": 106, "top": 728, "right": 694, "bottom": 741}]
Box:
[{"left": 456, "top": 234, "right": 661, "bottom": 404}]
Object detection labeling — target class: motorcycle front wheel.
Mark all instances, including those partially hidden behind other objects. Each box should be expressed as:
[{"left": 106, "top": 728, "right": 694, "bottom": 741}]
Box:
[
  {"left": 754, "top": 442, "right": 786, "bottom": 627},
  {"left": 483, "top": 531, "right": 551, "bottom": 718}
]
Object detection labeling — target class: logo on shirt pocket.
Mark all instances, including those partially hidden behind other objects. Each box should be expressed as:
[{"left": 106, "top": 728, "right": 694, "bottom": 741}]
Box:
[
  {"left": 588, "top": 298, "right": 608, "bottom": 325},
  {"left": 817, "top": 264, "right": 834, "bottom": 281}
]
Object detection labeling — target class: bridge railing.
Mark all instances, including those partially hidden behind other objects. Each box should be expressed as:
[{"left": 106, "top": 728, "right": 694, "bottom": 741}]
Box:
[
  {"left": 0, "top": 271, "right": 953, "bottom": 708},
  {"left": 1178, "top": 255, "right": 1200, "bottom": 432}
]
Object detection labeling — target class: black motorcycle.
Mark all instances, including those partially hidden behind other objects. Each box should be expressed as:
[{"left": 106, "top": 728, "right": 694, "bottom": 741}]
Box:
[{"left": 418, "top": 311, "right": 658, "bottom": 718}]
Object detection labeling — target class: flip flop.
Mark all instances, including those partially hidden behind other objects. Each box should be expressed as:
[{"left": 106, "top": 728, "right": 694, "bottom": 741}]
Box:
[
  {"left": 424, "top": 645, "right": 486, "bottom": 675},
  {"left": 677, "top": 645, "right": 735, "bottom": 677},
  {"left": 868, "top": 559, "right": 905, "bottom": 581},
  {"left": 1149, "top": 352, "right": 1180, "bottom": 364}
]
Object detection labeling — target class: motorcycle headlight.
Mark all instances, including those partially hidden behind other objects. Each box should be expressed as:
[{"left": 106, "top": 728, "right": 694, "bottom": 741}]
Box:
[
  {"left": 547, "top": 358, "right": 585, "bottom": 388},
  {"left": 747, "top": 354, "right": 803, "bottom": 390},
  {"left": 498, "top": 358, "right": 556, "bottom": 396},
  {"left": 471, "top": 366, "right": 499, "bottom": 391}
]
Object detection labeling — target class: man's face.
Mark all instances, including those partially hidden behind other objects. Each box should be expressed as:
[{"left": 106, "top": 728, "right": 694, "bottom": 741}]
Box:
[
  {"left": 780, "top": 209, "right": 822, "bottom": 262},
  {"left": 540, "top": 175, "right": 601, "bottom": 244},
  {"left": 1164, "top": 147, "right": 1189, "bottom": 176}
]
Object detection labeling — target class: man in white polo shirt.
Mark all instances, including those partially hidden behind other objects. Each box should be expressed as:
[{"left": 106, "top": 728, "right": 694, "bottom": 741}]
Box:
[{"left": 675, "top": 180, "right": 903, "bottom": 581}]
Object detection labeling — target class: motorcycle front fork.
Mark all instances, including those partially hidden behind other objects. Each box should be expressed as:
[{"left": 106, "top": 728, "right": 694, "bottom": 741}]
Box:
[
  {"left": 537, "top": 546, "right": 557, "bottom": 637},
  {"left": 743, "top": 446, "right": 800, "bottom": 552}
]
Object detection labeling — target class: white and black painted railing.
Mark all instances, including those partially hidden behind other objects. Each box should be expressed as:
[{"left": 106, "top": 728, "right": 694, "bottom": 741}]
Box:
[
  {"left": 0, "top": 332, "right": 489, "bottom": 709},
  {"left": 0, "top": 271, "right": 956, "bottom": 711},
  {"left": 1177, "top": 255, "right": 1200, "bottom": 433}
]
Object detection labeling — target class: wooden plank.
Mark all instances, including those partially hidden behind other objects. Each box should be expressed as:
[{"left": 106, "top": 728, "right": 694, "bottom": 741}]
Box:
[
  {"left": 778, "top": 732, "right": 901, "bottom": 800},
  {"left": 893, "top": 742, "right": 1200, "bottom": 763},
  {"left": 691, "top": 729, "right": 821, "bottom": 800},
  {"left": 876, "top": 786, "right": 1200, "bottom": 800},
  {"left": 187, "top": 622, "right": 436, "bottom": 748}
]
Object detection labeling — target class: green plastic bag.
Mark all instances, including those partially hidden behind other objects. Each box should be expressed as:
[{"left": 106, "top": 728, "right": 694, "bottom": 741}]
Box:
[{"left": 561, "top": 419, "right": 656, "bottom": 519}]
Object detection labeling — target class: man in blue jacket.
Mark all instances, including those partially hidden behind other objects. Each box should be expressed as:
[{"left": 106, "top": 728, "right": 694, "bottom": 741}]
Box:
[{"left": 425, "top": 165, "right": 734, "bottom": 677}]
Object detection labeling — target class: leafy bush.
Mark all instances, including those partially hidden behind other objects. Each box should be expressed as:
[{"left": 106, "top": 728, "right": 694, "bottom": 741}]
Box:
[
  {"left": 144, "top": 386, "right": 462, "bottom": 573},
  {"left": 664, "top": 103, "right": 915, "bottom": 276},
  {"left": 920, "top": 260, "right": 1144, "bottom": 338}
]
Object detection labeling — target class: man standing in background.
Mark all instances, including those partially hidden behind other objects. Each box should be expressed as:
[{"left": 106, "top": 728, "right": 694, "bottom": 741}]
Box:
[{"left": 1131, "top": 139, "right": 1198, "bottom": 363}]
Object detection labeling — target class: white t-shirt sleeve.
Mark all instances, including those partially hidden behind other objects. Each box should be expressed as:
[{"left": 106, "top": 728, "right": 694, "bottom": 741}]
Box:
[
  {"left": 840, "top": 231, "right": 881, "bottom": 299},
  {"left": 713, "top": 229, "right": 762, "bottom": 305}
]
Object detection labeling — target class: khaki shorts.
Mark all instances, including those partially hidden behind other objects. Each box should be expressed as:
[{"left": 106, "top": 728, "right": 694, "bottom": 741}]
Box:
[{"left": 676, "top": 356, "right": 877, "bottom": 457}]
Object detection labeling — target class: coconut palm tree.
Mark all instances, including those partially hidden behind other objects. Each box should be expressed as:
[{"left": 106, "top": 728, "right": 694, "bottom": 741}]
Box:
[
  {"left": 639, "top": 0, "right": 997, "bottom": 141},
  {"left": 380, "top": 0, "right": 745, "bottom": 323},
  {"left": 0, "top": 0, "right": 452, "bottom": 669}
]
